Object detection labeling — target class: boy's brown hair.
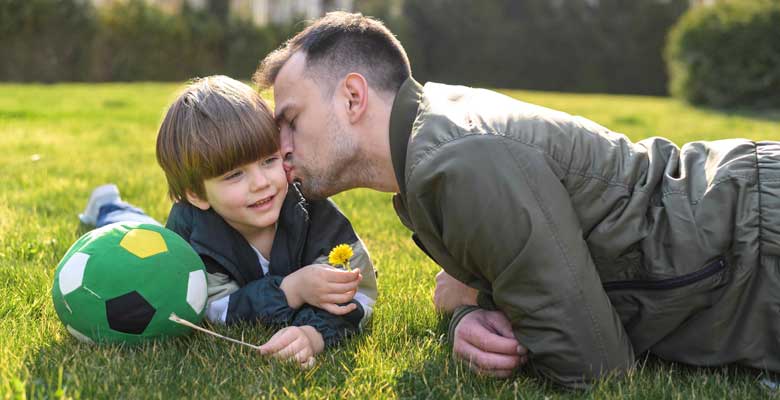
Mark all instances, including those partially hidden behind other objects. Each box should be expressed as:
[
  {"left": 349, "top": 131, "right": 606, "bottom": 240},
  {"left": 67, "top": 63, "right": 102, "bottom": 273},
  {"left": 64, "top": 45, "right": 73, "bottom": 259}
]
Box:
[{"left": 156, "top": 75, "right": 279, "bottom": 202}]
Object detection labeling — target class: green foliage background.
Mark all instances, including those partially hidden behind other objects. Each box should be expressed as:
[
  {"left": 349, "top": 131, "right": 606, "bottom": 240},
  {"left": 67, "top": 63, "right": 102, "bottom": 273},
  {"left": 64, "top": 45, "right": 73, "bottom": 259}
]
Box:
[
  {"left": 666, "top": 0, "right": 780, "bottom": 108},
  {"left": 2, "top": 0, "right": 689, "bottom": 96},
  {"left": 361, "top": 0, "right": 689, "bottom": 95},
  {"left": 0, "top": 0, "right": 296, "bottom": 82}
]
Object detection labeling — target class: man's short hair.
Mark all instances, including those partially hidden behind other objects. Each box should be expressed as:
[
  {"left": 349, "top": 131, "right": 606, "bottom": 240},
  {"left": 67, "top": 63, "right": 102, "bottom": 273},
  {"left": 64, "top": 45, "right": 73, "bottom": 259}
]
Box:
[
  {"left": 254, "top": 12, "right": 411, "bottom": 96},
  {"left": 156, "top": 75, "right": 279, "bottom": 202}
]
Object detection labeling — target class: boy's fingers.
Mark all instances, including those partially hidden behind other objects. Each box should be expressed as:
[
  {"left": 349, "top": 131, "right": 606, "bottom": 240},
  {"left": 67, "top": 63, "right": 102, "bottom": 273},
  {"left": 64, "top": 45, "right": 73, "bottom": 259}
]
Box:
[
  {"left": 259, "top": 328, "right": 296, "bottom": 355},
  {"left": 326, "top": 281, "right": 359, "bottom": 294},
  {"left": 301, "top": 357, "right": 316, "bottom": 369},
  {"left": 321, "top": 268, "right": 361, "bottom": 283},
  {"left": 323, "top": 291, "right": 356, "bottom": 304},
  {"left": 294, "top": 346, "right": 312, "bottom": 364},
  {"left": 272, "top": 339, "right": 304, "bottom": 360}
]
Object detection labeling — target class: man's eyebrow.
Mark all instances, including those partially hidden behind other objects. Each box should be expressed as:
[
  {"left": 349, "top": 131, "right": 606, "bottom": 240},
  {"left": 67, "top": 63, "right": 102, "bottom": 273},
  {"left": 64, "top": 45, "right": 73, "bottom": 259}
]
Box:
[{"left": 274, "top": 104, "right": 291, "bottom": 125}]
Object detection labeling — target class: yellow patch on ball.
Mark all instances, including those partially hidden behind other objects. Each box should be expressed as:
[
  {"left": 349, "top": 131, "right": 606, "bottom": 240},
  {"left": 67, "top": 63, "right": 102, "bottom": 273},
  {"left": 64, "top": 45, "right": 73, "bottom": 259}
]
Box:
[{"left": 120, "top": 229, "right": 168, "bottom": 258}]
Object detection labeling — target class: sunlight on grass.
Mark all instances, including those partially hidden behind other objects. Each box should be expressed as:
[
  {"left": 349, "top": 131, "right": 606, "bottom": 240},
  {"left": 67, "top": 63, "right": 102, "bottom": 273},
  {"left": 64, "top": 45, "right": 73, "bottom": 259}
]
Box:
[{"left": 1, "top": 82, "right": 777, "bottom": 398}]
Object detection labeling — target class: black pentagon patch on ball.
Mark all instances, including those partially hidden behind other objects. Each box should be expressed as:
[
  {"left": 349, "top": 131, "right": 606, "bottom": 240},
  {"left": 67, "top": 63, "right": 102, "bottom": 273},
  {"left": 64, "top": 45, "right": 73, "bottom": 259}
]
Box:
[{"left": 105, "top": 291, "right": 156, "bottom": 334}]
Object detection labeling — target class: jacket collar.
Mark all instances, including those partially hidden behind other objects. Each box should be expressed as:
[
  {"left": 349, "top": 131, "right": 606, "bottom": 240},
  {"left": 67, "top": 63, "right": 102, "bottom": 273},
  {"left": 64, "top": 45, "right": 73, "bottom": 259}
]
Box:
[
  {"left": 267, "top": 182, "right": 308, "bottom": 276},
  {"left": 389, "top": 77, "right": 424, "bottom": 196},
  {"left": 187, "top": 184, "right": 309, "bottom": 283}
]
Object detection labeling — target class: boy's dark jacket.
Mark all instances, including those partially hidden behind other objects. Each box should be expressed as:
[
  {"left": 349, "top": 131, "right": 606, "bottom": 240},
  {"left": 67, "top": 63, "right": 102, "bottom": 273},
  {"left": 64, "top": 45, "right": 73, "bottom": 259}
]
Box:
[{"left": 165, "top": 183, "right": 376, "bottom": 347}]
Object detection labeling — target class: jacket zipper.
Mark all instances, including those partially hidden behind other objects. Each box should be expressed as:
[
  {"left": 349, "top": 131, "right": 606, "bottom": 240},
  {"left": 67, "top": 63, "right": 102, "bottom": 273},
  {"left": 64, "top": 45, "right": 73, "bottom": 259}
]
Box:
[
  {"left": 603, "top": 258, "right": 726, "bottom": 291},
  {"left": 291, "top": 181, "right": 308, "bottom": 267}
]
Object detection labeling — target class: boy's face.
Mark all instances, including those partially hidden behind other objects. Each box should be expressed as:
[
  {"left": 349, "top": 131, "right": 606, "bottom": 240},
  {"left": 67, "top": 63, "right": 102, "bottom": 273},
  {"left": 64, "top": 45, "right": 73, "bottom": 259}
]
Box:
[{"left": 188, "top": 152, "right": 288, "bottom": 239}]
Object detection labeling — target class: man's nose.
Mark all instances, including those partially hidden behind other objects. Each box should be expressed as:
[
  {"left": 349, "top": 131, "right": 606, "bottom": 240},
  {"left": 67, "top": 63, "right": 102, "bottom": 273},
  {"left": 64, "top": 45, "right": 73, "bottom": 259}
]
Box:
[{"left": 280, "top": 129, "right": 294, "bottom": 161}]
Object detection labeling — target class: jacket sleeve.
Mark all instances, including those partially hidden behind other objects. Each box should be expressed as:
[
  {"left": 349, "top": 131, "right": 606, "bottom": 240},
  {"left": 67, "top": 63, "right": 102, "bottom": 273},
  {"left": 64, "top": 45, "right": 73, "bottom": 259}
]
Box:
[
  {"left": 290, "top": 301, "right": 364, "bottom": 348},
  {"left": 224, "top": 275, "right": 297, "bottom": 326},
  {"left": 407, "top": 135, "right": 634, "bottom": 388}
]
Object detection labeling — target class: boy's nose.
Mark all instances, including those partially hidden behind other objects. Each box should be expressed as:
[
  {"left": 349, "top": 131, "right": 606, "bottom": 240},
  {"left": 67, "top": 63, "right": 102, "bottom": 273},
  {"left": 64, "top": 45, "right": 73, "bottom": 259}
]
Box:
[{"left": 249, "top": 168, "right": 270, "bottom": 191}]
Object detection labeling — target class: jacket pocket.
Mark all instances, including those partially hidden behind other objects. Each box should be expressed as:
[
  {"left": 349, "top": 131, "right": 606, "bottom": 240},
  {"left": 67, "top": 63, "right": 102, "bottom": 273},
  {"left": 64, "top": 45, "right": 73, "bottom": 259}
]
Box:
[
  {"left": 603, "top": 257, "right": 730, "bottom": 354},
  {"left": 602, "top": 258, "right": 726, "bottom": 292}
]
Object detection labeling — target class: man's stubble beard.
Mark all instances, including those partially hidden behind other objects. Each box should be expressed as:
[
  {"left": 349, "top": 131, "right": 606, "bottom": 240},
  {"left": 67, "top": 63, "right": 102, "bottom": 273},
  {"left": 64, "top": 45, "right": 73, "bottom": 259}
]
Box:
[{"left": 296, "top": 114, "right": 376, "bottom": 200}]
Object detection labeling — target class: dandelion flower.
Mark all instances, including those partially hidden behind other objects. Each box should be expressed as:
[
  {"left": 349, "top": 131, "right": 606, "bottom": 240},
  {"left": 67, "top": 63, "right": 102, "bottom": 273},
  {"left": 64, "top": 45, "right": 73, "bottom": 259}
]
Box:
[{"left": 328, "top": 244, "right": 353, "bottom": 271}]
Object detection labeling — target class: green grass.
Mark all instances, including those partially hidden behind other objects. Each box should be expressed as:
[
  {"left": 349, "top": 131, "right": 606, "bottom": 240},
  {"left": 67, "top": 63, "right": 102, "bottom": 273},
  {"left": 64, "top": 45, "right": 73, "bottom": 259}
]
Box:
[{"left": 1, "top": 82, "right": 779, "bottom": 399}]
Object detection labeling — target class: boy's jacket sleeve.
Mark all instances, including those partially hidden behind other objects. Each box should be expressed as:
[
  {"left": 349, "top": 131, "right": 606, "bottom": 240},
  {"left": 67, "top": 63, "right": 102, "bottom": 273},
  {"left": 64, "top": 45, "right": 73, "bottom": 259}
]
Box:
[
  {"left": 291, "top": 302, "right": 364, "bottom": 348},
  {"left": 406, "top": 135, "right": 635, "bottom": 388},
  {"left": 225, "top": 275, "right": 297, "bottom": 325}
]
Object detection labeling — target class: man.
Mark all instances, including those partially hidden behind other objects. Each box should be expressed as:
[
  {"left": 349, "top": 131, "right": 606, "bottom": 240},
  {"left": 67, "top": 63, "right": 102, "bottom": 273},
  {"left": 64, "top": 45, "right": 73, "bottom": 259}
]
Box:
[{"left": 254, "top": 12, "right": 780, "bottom": 388}]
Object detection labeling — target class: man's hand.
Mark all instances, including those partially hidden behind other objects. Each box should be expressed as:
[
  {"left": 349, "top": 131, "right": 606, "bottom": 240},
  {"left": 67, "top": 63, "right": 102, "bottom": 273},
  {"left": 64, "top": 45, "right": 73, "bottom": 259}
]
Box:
[
  {"left": 258, "top": 325, "right": 324, "bottom": 369},
  {"left": 453, "top": 309, "right": 529, "bottom": 378},
  {"left": 280, "top": 264, "right": 361, "bottom": 314},
  {"left": 433, "top": 270, "right": 478, "bottom": 313}
]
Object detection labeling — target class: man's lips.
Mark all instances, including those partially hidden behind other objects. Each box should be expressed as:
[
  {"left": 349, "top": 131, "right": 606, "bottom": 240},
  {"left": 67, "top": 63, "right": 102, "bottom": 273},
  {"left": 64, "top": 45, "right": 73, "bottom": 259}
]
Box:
[
  {"left": 283, "top": 159, "right": 293, "bottom": 172},
  {"left": 283, "top": 162, "right": 295, "bottom": 183}
]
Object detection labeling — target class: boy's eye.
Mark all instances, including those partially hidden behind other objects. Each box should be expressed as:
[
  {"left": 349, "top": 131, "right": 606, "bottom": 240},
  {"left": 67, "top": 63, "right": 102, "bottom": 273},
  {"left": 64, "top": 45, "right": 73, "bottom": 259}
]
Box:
[
  {"left": 223, "top": 170, "right": 242, "bottom": 180},
  {"left": 262, "top": 156, "right": 280, "bottom": 166},
  {"left": 289, "top": 117, "right": 297, "bottom": 130}
]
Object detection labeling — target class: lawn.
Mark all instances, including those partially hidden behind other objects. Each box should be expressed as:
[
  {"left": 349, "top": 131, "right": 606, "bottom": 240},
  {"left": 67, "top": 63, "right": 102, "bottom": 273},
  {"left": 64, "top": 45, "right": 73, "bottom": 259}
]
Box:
[{"left": 1, "top": 82, "right": 779, "bottom": 399}]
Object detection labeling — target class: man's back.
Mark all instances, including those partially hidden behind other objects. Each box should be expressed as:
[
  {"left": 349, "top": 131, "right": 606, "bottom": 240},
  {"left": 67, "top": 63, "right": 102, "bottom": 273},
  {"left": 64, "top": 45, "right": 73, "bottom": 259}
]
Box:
[{"left": 391, "top": 78, "right": 780, "bottom": 385}]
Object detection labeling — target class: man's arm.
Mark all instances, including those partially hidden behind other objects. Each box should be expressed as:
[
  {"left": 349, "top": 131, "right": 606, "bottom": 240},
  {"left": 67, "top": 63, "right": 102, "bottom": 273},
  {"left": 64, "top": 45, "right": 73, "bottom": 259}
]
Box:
[
  {"left": 433, "top": 269, "right": 477, "bottom": 313},
  {"left": 407, "top": 135, "right": 634, "bottom": 388}
]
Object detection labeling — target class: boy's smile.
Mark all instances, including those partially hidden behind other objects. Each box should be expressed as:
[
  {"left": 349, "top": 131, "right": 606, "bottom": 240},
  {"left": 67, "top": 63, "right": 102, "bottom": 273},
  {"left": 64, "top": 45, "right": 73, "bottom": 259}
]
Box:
[{"left": 248, "top": 193, "right": 277, "bottom": 210}]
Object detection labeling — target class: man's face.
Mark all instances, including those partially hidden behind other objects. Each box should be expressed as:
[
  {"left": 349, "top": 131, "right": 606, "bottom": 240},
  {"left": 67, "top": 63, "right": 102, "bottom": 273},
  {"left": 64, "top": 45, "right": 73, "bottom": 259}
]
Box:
[{"left": 273, "top": 52, "right": 359, "bottom": 200}]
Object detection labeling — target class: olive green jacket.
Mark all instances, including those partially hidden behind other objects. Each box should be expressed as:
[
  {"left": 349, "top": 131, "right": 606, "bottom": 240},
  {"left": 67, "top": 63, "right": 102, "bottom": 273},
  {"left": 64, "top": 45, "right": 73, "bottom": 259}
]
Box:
[{"left": 389, "top": 78, "right": 780, "bottom": 388}]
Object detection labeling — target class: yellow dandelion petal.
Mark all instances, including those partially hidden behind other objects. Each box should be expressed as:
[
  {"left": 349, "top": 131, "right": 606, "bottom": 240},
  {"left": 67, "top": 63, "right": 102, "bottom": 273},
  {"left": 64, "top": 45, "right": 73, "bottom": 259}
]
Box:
[{"left": 328, "top": 244, "right": 353, "bottom": 269}]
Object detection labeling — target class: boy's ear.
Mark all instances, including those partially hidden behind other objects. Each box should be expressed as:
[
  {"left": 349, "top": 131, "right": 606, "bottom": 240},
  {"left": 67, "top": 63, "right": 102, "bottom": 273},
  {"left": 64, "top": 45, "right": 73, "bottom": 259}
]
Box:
[
  {"left": 341, "top": 72, "right": 368, "bottom": 124},
  {"left": 185, "top": 190, "right": 210, "bottom": 211}
]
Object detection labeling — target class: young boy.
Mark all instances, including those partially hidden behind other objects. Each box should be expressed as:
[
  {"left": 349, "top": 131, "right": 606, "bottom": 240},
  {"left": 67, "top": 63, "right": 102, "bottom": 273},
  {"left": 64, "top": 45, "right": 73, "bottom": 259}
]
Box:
[{"left": 80, "top": 75, "right": 377, "bottom": 367}]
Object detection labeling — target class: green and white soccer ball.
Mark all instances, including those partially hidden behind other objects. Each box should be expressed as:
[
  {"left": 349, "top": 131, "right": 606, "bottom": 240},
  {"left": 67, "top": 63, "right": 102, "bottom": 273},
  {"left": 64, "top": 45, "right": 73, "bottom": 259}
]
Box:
[{"left": 52, "top": 222, "right": 207, "bottom": 344}]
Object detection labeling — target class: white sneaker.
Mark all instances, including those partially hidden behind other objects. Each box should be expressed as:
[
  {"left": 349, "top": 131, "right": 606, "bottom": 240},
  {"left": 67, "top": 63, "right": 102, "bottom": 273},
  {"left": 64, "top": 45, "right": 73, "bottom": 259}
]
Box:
[{"left": 79, "top": 184, "right": 121, "bottom": 225}]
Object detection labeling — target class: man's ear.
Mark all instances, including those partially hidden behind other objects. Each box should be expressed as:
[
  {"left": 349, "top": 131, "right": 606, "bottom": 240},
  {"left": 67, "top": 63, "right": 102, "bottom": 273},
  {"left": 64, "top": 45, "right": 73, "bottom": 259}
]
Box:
[
  {"left": 185, "top": 190, "right": 210, "bottom": 211},
  {"left": 341, "top": 72, "right": 369, "bottom": 124}
]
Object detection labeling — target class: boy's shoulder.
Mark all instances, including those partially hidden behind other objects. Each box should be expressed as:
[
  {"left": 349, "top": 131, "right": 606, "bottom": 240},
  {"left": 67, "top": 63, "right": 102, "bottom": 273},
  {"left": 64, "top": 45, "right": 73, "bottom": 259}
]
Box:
[
  {"left": 284, "top": 185, "right": 355, "bottom": 236},
  {"left": 300, "top": 197, "right": 360, "bottom": 253},
  {"left": 165, "top": 200, "right": 261, "bottom": 284},
  {"left": 164, "top": 201, "right": 239, "bottom": 247},
  {"left": 165, "top": 201, "right": 195, "bottom": 239}
]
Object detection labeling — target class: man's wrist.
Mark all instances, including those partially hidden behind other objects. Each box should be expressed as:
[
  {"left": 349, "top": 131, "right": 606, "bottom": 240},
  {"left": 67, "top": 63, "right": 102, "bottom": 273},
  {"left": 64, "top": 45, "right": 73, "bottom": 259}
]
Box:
[
  {"left": 448, "top": 305, "right": 482, "bottom": 345},
  {"left": 463, "top": 289, "right": 478, "bottom": 307}
]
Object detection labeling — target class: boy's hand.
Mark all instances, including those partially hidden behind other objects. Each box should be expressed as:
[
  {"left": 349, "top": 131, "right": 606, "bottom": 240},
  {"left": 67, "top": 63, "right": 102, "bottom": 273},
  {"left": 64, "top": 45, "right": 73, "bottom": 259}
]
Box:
[
  {"left": 258, "top": 325, "right": 324, "bottom": 368},
  {"left": 280, "top": 264, "right": 361, "bottom": 314}
]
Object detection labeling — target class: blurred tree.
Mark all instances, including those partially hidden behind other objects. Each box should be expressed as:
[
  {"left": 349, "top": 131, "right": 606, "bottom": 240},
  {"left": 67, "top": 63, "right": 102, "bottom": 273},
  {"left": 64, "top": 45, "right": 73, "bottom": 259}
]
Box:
[
  {"left": 207, "top": 0, "right": 229, "bottom": 24},
  {"left": 0, "top": 0, "right": 96, "bottom": 82},
  {"left": 667, "top": 0, "right": 780, "bottom": 108},
  {"left": 385, "top": 0, "right": 688, "bottom": 95}
]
